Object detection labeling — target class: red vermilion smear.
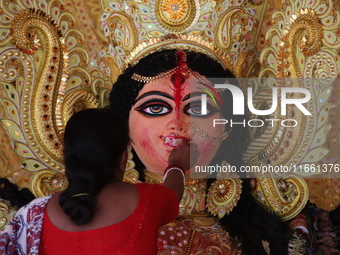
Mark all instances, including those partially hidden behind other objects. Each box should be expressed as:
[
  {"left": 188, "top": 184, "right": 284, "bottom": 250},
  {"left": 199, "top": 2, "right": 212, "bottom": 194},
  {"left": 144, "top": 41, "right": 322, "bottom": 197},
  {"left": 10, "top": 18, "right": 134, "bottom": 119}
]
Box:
[
  {"left": 138, "top": 129, "right": 155, "bottom": 153},
  {"left": 171, "top": 51, "right": 187, "bottom": 123},
  {"left": 139, "top": 129, "right": 167, "bottom": 166},
  {"left": 140, "top": 138, "right": 154, "bottom": 153}
]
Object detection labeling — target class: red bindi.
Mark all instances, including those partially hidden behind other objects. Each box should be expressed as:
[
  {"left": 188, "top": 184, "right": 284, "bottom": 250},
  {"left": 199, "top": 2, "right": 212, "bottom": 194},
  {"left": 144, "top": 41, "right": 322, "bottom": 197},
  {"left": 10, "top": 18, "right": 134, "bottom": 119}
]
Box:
[{"left": 170, "top": 51, "right": 189, "bottom": 121}]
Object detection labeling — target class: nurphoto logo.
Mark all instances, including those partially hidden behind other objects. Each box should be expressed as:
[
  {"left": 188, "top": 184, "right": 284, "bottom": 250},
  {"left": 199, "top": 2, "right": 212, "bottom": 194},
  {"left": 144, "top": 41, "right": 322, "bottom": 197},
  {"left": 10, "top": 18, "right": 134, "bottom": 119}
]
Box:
[{"left": 201, "top": 84, "right": 311, "bottom": 128}]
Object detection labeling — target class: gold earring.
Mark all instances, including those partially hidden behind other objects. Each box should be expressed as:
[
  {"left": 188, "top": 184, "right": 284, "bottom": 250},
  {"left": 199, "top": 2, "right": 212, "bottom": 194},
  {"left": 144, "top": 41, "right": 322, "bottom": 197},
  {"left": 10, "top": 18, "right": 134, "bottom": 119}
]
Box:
[
  {"left": 123, "top": 145, "right": 139, "bottom": 184},
  {"left": 206, "top": 161, "right": 242, "bottom": 218}
]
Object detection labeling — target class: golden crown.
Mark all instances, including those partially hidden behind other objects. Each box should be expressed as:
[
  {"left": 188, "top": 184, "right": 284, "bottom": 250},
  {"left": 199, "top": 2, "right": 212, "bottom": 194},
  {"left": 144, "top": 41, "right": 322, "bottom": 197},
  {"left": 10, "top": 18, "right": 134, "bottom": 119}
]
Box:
[{"left": 99, "top": 0, "right": 258, "bottom": 79}]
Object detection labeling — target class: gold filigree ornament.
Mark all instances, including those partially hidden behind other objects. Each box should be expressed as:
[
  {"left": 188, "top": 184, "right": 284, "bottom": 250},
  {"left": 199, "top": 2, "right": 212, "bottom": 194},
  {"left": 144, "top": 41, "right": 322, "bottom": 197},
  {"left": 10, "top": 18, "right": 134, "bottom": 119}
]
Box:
[
  {"left": 0, "top": 199, "right": 17, "bottom": 232},
  {"left": 206, "top": 170, "right": 242, "bottom": 219},
  {"left": 99, "top": 0, "right": 258, "bottom": 80},
  {"left": 0, "top": 0, "right": 110, "bottom": 197},
  {"left": 123, "top": 145, "right": 139, "bottom": 184},
  {"left": 241, "top": 0, "right": 340, "bottom": 217},
  {"left": 250, "top": 174, "right": 309, "bottom": 221}
]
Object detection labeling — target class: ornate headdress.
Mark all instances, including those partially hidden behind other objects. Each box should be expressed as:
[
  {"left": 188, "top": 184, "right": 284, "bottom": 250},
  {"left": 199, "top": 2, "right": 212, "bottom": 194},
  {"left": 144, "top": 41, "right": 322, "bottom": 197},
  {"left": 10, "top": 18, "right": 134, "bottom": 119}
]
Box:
[{"left": 98, "top": 0, "right": 258, "bottom": 81}]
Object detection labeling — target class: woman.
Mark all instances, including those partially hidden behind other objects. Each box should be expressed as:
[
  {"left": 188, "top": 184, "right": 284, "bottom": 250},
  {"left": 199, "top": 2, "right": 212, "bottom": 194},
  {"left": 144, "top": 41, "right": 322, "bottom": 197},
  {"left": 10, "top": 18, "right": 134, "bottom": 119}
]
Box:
[
  {"left": 109, "top": 49, "right": 288, "bottom": 254},
  {"left": 0, "top": 108, "right": 197, "bottom": 255}
]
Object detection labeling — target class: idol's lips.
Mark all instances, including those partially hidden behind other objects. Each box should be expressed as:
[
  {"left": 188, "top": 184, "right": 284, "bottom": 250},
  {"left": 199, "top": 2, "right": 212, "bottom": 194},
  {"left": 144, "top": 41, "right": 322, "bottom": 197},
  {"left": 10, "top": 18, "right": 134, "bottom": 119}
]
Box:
[{"left": 160, "top": 135, "right": 186, "bottom": 148}]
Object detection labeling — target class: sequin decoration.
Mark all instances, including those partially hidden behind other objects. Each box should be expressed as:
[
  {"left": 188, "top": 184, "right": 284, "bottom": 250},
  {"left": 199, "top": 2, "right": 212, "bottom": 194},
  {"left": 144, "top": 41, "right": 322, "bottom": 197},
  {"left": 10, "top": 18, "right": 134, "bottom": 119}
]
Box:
[
  {"left": 207, "top": 177, "right": 242, "bottom": 219},
  {"left": 155, "top": 0, "right": 196, "bottom": 32}
]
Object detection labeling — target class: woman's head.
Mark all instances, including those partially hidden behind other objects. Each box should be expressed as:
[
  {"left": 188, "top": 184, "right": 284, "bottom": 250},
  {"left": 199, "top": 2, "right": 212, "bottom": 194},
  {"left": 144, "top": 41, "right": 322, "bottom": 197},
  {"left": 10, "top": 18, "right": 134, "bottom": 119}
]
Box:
[
  {"left": 110, "top": 50, "right": 247, "bottom": 175},
  {"left": 60, "top": 107, "right": 129, "bottom": 224},
  {"left": 63, "top": 108, "right": 129, "bottom": 181}
]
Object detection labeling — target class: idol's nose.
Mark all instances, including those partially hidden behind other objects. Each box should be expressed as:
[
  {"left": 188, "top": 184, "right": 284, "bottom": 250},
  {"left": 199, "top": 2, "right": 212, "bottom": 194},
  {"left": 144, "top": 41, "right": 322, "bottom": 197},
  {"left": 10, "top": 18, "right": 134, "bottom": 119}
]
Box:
[{"left": 166, "top": 113, "right": 189, "bottom": 134}]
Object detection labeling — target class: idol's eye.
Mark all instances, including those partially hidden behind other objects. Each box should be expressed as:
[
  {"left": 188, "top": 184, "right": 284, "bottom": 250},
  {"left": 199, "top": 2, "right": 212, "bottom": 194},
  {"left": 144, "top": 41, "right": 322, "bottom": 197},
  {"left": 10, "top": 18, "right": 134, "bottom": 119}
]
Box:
[
  {"left": 184, "top": 101, "right": 219, "bottom": 117},
  {"left": 144, "top": 105, "right": 170, "bottom": 114},
  {"left": 187, "top": 104, "right": 203, "bottom": 115},
  {"left": 135, "top": 100, "right": 172, "bottom": 117}
]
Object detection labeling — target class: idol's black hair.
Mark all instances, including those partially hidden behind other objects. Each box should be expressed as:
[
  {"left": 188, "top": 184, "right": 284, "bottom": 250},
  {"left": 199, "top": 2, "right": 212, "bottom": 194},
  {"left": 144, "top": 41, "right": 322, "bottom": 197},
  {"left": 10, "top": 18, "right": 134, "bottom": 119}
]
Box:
[
  {"left": 0, "top": 178, "right": 35, "bottom": 208},
  {"left": 109, "top": 49, "right": 288, "bottom": 254}
]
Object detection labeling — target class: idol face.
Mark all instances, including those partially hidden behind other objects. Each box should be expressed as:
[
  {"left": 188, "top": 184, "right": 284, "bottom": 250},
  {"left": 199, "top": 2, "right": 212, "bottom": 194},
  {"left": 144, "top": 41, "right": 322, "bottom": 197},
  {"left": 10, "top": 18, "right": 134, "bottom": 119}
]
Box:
[{"left": 129, "top": 73, "right": 226, "bottom": 175}]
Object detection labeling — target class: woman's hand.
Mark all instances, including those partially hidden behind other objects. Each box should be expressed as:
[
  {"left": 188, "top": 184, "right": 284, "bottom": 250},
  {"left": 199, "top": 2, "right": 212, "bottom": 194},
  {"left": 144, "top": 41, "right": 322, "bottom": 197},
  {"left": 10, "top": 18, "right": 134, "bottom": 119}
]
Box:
[
  {"left": 163, "top": 139, "right": 200, "bottom": 201},
  {"left": 168, "top": 139, "right": 199, "bottom": 171}
]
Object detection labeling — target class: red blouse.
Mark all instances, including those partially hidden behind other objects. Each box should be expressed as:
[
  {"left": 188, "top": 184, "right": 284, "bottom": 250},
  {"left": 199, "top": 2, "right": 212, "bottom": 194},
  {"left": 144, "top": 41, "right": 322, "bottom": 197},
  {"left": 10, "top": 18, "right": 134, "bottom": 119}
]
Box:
[{"left": 39, "top": 183, "right": 179, "bottom": 255}]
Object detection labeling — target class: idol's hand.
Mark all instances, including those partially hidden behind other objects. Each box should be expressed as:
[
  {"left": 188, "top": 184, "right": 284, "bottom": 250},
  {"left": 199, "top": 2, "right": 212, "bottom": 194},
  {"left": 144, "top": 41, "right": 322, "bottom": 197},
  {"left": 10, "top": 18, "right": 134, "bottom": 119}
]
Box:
[{"left": 168, "top": 139, "right": 199, "bottom": 171}]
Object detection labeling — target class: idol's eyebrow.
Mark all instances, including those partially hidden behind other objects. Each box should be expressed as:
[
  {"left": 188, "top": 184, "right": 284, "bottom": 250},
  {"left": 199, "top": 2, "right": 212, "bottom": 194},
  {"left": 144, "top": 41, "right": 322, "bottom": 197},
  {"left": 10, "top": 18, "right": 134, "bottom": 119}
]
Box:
[
  {"left": 182, "top": 92, "right": 206, "bottom": 101},
  {"left": 135, "top": 91, "right": 173, "bottom": 103}
]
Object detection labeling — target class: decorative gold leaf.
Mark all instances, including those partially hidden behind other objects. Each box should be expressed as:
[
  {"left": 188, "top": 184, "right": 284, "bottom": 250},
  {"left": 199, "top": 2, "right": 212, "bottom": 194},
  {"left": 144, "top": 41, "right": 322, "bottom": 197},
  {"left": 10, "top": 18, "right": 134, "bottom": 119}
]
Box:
[
  {"left": 0, "top": 120, "right": 25, "bottom": 143},
  {"left": 22, "top": 159, "right": 47, "bottom": 172},
  {"left": 301, "top": 147, "right": 330, "bottom": 164},
  {"left": 0, "top": 100, "right": 19, "bottom": 125},
  {"left": 310, "top": 124, "right": 331, "bottom": 149},
  {"left": 13, "top": 142, "right": 34, "bottom": 158}
]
